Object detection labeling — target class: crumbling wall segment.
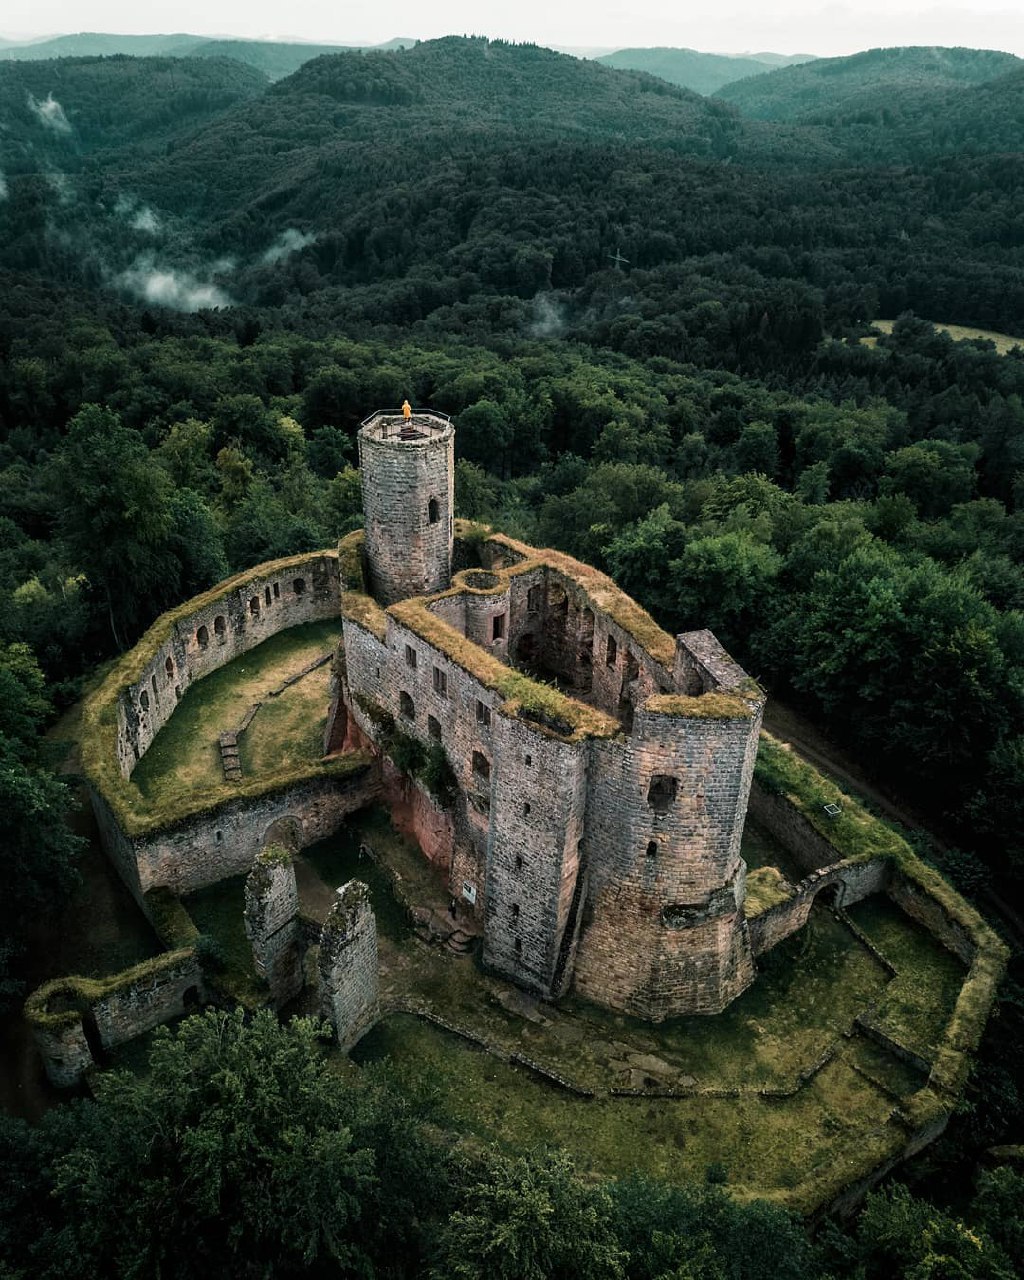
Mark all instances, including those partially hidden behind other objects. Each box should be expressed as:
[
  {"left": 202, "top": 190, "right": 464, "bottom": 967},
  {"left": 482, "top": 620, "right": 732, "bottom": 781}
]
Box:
[{"left": 318, "top": 880, "right": 380, "bottom": 1051}]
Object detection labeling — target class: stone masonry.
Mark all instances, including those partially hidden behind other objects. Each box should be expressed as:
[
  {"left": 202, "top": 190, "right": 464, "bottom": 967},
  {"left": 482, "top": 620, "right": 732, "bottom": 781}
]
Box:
[
  {"left": 244, "top": 844, "right": 304, "bottom": 1008},
  {"left": 318, "top": 880, "right": 380, "bottom": 1050},
  {"left": 335, "top": 409, "right": 767, "bottom": 1020}
]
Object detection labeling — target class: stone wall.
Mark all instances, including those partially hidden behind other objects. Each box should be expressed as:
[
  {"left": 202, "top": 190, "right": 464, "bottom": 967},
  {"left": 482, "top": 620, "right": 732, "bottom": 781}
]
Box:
[
  {"left": 319, "top": 880, "right": 380, "bottom": 1051},
  {"left": 572, "top": 700, "right": 762, "bottom": 1019},
  {"left": 889, "top": 870, "right": 977, "bottom": 965},
  {"left": 27, "top": 950, "right": 203, "bottom": 1087},
  {"left": 91, "top": 765, "right": 380, "bottom": 900},
  {"left": 244, "top": 846, "right": 303, "bottom": 1007},
  {"left": 748, "top": 780, "right": 843, "bottom": 874},
  {"left": 746, "top": 856, "right": 892, "bottom": 957},
  {"left": 342, "top": 547, "right": 766, "bottom": 1017},
  {"left": 116, "top": 552, "right": 340, "bottom": 778}
]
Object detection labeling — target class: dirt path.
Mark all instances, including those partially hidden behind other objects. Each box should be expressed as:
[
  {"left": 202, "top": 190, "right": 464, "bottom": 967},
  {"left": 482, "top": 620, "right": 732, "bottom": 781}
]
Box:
[{"left": 763, "top": 700, "right": 1024, "bottom": 949}]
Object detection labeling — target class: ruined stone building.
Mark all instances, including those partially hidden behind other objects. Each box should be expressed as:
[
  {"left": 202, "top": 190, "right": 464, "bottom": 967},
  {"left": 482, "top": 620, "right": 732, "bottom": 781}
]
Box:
[{"left": 333, "top": 410, "right": 766, "bottom": 1020}]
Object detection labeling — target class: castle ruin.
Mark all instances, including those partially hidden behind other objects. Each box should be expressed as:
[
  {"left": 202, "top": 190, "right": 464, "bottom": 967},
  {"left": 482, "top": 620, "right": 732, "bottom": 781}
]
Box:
[{"left": 333, "top": 409, "right": 765, "bottom": 1019}]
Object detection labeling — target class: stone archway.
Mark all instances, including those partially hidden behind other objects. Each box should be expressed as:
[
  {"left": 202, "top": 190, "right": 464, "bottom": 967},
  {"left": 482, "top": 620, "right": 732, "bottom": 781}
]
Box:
[{"left": 263, "top": 815, "right": 304, "bottom": 852}]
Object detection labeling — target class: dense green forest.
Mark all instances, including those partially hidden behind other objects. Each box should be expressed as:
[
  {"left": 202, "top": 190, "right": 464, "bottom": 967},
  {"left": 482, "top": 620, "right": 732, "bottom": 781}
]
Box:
[{"left": 1, "top": 35, "right": 1024, "bottom": 1276}]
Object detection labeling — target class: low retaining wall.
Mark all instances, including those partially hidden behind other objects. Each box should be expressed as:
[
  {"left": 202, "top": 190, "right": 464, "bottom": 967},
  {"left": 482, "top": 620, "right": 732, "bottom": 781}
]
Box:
[
  {"left": 749, "top": 732, "right": 1010, "bottom": 1216},
  {"left": 25, "top": 950, "right": 203, "bottom": 1087},
  {"left": 746, "top": 847, "right": 892, "bottom": 957}
]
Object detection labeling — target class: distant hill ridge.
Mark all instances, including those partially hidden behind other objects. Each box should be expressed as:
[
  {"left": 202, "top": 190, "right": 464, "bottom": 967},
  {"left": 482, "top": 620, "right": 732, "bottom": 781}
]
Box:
[
  {"left": 714, "top": 44, "right": 1022, "bottom": 120},
  {"left": 596, "top": 46, "right": 815, "bottom": 96},
  {"left": 0, "top": 31, "right": 418, "bottom": 80}
]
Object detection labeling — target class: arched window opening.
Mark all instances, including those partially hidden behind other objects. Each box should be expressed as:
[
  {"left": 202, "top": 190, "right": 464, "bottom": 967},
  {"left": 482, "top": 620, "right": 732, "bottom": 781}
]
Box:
[
  {"left": 428, "top": 715, "right": 441, "bottom": 740},
  {"left": 249, "top": 596, "right": 260, "bottom": 617},
  {"left": 399, "top": 690, "right": 415, "bottom": 720},
  {"left": 139, "top": 690, "right": 149, "bottom": 712},
  {"left": 293, "top": 578, "right": 306, "bottom": 596},
  {"left": 428, "top": 497, "right": 440, "bottom": 524},
  {"left": 646, "top": 841, "right": 658, "bottom": 859},
  {"left": 214, "top": 615, "right": 226, "bottom": 637},
  {"left": 196, "top": 625, "right": 209, "bottom": 650}
]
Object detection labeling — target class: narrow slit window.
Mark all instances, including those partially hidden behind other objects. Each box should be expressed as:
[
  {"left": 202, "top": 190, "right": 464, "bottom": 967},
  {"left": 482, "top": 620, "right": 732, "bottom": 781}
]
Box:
[
  {"left": 432, "top": 666, "right": 448, "bottom": 698},
  {"left": 606, "top": 635, "right": 617, "bottom": 667},
  {"left": 273, "top": 583, "right": 280, "bottom": 599},
  {"left": 428, "top": 497, "right": 440, "bottom": 524},
  {"left": 476, "top": 700, "right": 491, "bottom": 727},
  {"left": 492, "top": 613, "right": 505, "bottom": 641},
  {"left": 265, "top": 586, "right": 272, "bottom": 606}
]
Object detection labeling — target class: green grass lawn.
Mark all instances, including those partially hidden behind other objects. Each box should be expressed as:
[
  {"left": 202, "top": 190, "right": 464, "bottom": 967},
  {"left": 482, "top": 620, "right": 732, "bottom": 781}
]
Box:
[
  {"left": 132, "top": 620, "right": 340, "bottom": 800},
  {"left": 846, "top": 896, "right": 966, "bottom": 1056}
]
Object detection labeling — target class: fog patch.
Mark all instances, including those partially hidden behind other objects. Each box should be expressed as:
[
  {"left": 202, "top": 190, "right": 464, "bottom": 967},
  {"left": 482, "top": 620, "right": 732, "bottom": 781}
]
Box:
[
  {"left": 28, "top": 92, "right": 72, "bottom": 134},
  {"left": 0, "top": 169, "right": 7, "bottom": 201},
  {"left": 119, "top": 255, "right": 232, "bottom": 312},
  {"left": 262, "top": 227, "right": 317, "bottom": 264},
  {"left": 528, "top": 293, "right": 566, "bottom": 338},
  {"left": 114, "top": 194, "right": 161, "bottom": 234}
]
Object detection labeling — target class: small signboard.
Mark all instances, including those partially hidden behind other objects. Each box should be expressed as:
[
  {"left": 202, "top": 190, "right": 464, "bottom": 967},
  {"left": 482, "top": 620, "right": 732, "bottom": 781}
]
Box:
[{"left": 462, "top": 880, "right": 477, "bottom": 905}]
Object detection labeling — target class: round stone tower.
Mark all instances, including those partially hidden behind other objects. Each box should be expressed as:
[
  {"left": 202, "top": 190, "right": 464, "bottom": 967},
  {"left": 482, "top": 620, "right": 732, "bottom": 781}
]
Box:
[{"left": 358, "top": 409, "right": 455, "bottom": 605}]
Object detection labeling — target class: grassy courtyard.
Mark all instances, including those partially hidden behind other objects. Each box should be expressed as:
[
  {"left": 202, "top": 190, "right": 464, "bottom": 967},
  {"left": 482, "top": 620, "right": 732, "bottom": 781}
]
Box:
[
  {"left": 132, "top": 619, "right": 341, "bottom": 801},
  {"left": 180, "top": 804, "right": 969, "bottom": 1209}
]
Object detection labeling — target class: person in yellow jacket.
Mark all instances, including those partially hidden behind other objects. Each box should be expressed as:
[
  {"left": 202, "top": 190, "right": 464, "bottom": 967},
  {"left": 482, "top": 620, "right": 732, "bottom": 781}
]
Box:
[{"left": 402, "top": 399, "right": 412, "bottom": 420}]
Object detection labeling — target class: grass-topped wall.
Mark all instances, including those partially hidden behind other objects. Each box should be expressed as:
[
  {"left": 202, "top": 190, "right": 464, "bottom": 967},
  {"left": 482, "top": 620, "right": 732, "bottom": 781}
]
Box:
[
  {"left": 77, "top": 548, "right": 372, "bottom": 838},
  {"left": 751, "top": 731, "right": 1009, "bottom": 1210}
]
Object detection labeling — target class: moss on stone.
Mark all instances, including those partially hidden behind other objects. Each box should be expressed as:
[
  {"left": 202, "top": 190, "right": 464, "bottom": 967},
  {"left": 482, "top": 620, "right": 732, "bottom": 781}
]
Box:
[
  {"left": 78, "top": 550, "right": 348, "bottom": 837},
  {"left": 647, "top": 691, "right": 759, "bottom": 721},
  {"left": 744, "top": 866, "right": 795, "bottom": 918},
  {"left": 337, "top": 530, "right": 367, "bottom": 591},
  {"left": 144, "top": 887, "right": 200, "bottom": 950},
  {"left": 388, "top": 597, "right": 620, "bottom": 743},
  {"left": 341, "top": 590, "right": 388, "bottom": 641},
  {"left": 257, "top": 842, "right": 294, "bottom": 870},
  {"left": 24, "top": 950, "right": 197, "bottom": 1030},
  {"left": 754, "top": 730, "right": 1010, "bottom": 1113},
  {"left": 484, "top": 531, "right": 678, "bottom": 669}
]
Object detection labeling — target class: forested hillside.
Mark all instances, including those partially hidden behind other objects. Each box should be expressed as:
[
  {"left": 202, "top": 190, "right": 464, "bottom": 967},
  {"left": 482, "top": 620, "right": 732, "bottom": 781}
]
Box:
[
  {"left": 0, "top": 55, "right": 268, "bottom": 166},
  {"left": 1, "top": 36, "right": 1023, "bottom": 1277},
  {"left": 714, "top": 44, "right": 1021, "bottom": 119}
]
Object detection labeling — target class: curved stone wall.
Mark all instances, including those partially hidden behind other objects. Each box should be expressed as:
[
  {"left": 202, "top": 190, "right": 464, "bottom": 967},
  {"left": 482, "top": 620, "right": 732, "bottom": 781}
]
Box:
[{"left": 115, "top": 552, "right": 340, "bottom": 779}]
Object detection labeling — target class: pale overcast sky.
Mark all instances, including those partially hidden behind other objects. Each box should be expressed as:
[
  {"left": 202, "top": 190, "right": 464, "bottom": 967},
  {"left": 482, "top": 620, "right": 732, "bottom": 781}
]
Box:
[{"left": 3, "top": 1, "right": 1024, "bottom": 58}]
